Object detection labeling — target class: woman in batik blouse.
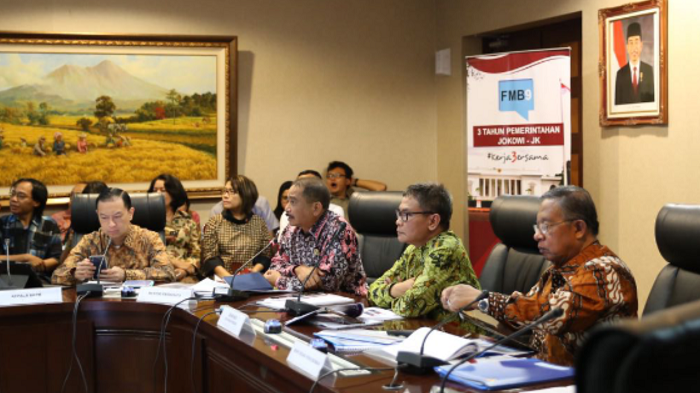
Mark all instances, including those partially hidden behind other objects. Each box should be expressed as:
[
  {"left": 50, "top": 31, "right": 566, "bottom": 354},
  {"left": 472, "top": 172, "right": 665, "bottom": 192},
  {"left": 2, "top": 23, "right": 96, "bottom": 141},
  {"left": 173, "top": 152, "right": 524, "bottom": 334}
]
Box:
[
  {"left": 201, "top": 175, "right": 273, "bottom": 278},
  {"left": 148, "top": 174, "right": 201, "bottom": 282}
]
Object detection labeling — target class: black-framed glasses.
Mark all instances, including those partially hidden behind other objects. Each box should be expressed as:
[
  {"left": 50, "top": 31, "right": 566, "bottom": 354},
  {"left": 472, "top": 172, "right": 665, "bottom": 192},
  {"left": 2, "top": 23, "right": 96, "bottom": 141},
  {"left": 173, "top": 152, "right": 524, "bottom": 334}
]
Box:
[
  {"left": 395, "top": 209, "right": 434, "bottom": 222},
  {"left": 533, "top": 220, "right": 571, "bottom": 235},
  {"left": 326, "top": 173, "right": 346, "bottom": 180},
  {"left": 221, "top": 188, "right": 237, "bottom": 196}
]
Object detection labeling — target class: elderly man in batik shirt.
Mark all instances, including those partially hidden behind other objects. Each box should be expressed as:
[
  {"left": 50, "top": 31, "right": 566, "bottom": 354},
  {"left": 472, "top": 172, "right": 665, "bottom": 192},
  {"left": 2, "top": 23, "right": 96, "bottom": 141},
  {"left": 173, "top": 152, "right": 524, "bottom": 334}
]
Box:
[
  {"left": 264, "top": 178, "right": 367, "bottom": 296},
  {"left": 441, "top": 186, "right": 638, "bottom": 366},
  {"left": 369, "top": 183, "right": 479, "bottom": 320},
  {"left": 52, "top": 188, "right": 175, "bottom": 285}
]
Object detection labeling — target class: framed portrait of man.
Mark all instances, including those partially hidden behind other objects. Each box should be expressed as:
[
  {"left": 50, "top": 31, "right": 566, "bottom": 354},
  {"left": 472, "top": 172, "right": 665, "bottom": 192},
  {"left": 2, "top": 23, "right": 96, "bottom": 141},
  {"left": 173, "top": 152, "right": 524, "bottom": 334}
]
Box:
[{"left": 599, "top": 0, "right": 668, "bottom": 126}]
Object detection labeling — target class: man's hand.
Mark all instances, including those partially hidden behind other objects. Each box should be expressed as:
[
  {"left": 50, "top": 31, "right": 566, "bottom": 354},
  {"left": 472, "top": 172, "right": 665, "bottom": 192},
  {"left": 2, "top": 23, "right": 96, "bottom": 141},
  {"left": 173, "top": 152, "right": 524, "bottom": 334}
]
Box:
[
  {"left": 441, "top": 284, "right": 482, "bottom": 312},
  {"left": 390, "top": 277, "right": 416, "bottom": 298},
  {"left": 75, "top": 259, "right": 96, "bottom": 282},
  {"left": 99, "top": 266, "right": 126, "bottom": 282},
  {"left": 264, "top": 269, "right": 281, "bottom": 286},
  {"left": 294, "top": 265, "right": 325, "bottom": 290}
]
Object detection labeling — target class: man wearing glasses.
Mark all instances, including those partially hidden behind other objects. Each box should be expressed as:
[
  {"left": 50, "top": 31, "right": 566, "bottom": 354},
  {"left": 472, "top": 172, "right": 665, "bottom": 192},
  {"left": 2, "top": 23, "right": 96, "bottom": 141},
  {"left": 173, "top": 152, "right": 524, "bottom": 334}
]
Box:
[
  {"left": 325, "top": 161, "right": 387, "bottom": 217},
  {"left": 0, "top": 178, "right": 62, "bottom": 282},
  {"left": 368, "top": 183, "right": 479, "bottom": 320},
  {"left": 441, "top": 186, "right": 638, "bottom": 366}
]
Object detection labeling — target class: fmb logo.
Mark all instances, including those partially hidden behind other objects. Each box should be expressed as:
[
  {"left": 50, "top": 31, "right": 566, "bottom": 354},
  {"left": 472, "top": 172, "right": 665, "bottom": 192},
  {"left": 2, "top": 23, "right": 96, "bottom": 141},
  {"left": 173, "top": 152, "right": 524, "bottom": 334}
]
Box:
[{"left": 499, "top": 79, "right": 533, "bottom": 120}]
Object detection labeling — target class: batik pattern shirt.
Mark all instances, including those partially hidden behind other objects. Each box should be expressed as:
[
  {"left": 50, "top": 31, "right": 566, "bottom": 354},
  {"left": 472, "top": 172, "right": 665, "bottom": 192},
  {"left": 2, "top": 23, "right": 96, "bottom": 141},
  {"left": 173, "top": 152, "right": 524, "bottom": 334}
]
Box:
[
  {"left": 0, "top": 214, "right": 62, "bottom": 262},
  {"left": 270, "top": 210, "right": 368, "bottom": 296},
  {"left": 487, "top": 243, "right": 638, "bottom": 366},
  {"left": 368, "top": 231, "right": 480, "bottom": 320},
  {"left": 52, "top": 224, "right": 175, "bottom": 285},
  {"left": 165, "top": 210, "right": 201, "bottom": 269}
]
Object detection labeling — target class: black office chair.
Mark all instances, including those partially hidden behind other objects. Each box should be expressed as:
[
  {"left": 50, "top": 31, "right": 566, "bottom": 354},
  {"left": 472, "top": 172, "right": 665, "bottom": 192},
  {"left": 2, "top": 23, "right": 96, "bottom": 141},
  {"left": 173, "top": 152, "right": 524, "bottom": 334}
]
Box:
[
  {"left": 347, "top": 191, "right": 406, "bottom": 284},
  {"left": 576, "top": 299, "right": 700, "bottom": 393},
  {"left": 71, "top": 192, "right": 167, "bottom": 246},
  {"left": 643, "top": 204, "right": 700, "bottom": 316},
  {"left": 479, "top": 195, "right": 550, "bottom": 294}
]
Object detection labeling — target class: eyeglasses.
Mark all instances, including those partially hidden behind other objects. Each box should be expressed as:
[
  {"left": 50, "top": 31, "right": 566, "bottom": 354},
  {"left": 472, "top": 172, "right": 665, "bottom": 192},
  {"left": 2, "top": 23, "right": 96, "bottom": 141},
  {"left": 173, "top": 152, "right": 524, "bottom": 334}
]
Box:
[
  {"left": 9, "top": 189, "right": 29, "bottom": 201},
  {"left": 533, "top": 220, "right": 571, "bottom": 235},
  {"left": 395, "top": 210, "right": 434, "bottom": 222},
  {"left": 221, "top": 188, "right": 237, "bottom": 196},
  {"left": 326, "top": 173, "right": 346, "bottom": 180}
]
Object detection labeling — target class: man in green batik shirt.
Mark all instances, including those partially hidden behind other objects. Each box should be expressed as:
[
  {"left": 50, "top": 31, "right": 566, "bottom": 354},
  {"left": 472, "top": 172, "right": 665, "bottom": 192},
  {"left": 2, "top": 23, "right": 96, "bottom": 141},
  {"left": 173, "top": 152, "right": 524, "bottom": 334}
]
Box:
[{"left": 368, "top": 183, "right": 480, "bottom": 320}]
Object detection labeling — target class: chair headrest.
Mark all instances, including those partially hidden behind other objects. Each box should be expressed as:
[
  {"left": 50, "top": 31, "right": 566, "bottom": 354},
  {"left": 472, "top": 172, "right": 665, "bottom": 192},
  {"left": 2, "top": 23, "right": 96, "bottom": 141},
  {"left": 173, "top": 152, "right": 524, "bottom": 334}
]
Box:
[
  {"left": 655, "top": 204, "right": 700, "bottom": 273},
  {"left": 348, "top": 191, "right": 403, "bottom": 235},
  {"left": 71, "top": 192, "right": 166, "bottom": 234},
  {"left": 489, "top": 195, "right": 540, "bottom": 250}
]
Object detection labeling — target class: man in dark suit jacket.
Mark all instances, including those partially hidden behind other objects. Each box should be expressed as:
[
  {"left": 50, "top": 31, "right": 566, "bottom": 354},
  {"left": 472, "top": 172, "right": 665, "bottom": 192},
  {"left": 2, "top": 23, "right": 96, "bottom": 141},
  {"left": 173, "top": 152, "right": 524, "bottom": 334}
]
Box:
[{"left": 615, "top": 22, "right": 654, "bottom": 105}]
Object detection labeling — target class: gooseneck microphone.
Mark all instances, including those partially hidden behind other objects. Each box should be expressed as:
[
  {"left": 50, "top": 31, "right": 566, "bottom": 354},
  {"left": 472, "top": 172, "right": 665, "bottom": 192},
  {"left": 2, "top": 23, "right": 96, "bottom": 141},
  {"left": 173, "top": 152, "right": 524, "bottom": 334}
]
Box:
[
  {"left": 4, "top": 238, "right": 12, "bottom": 286},
  {"left": 77, "top": 237, "right": 112, "bottom": 298},
  {"left": 397, "top": 290, "right": 489, "bottom": 374},
  {"left": 285, "top": 257, "right": 323, "bottom": 316},
  {"left": 438, "top": 307, "right": 564, "bottom": 393},
  {"left": 96, "top": 238, "right": 112, "bottom": 285},
  {"left": 215, "top": 239, "right": 274, "bottom": 302}
]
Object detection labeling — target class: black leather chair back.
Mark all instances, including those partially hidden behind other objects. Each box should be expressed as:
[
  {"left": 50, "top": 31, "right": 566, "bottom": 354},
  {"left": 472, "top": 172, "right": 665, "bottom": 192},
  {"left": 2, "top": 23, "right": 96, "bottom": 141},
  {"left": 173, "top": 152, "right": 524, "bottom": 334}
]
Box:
[
  {"left": 348, "top": 191, "right": 406, "bottom": 284},
  {"left": 576, "top": 299, "right": 700, "bottom": 393},
  {"left": 71, "top": 192, "right": 166, "bottom": 246},
  {"left": 479, "top": 195, "right": 550, "bottom": 294},
  {"left": 643, "top": 204, "right": 700, "bottom": 316}
]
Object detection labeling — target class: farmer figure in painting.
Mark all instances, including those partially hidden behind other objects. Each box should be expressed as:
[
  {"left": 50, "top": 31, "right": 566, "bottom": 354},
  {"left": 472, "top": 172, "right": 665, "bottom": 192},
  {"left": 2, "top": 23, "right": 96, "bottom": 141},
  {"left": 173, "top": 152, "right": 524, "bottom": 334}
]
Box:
[
  {"left": 53, "top": 132, "right": 66, "bottom": 156},
  {"left": 34, "top": 136, "right": 47, "bottom": 157},
  {"left": 77, "top": 133, "right": 88, "bottom": 153},
  {"left": 0, "top": 128, "right": 4, "bottom": 150}
]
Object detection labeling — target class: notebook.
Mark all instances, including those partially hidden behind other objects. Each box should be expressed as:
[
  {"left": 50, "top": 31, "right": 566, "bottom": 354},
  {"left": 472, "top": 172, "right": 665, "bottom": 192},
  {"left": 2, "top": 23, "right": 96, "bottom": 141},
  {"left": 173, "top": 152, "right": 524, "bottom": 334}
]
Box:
[
  {"left": 223, "top": 272, "right": 273, "bottom": 291},
  {"left": 435, "top": 356, "right": 574, "bottom": 390}
]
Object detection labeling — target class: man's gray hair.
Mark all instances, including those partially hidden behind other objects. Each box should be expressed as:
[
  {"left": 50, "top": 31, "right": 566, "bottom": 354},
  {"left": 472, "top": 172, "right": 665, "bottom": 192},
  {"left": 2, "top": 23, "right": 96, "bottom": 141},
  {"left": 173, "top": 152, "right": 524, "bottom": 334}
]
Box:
[
  {"left": 292, "top": 178, "right": 330, "bottom": 210},
  {"left": 541, "top": 185, "right": 599, "bottom": 236}
]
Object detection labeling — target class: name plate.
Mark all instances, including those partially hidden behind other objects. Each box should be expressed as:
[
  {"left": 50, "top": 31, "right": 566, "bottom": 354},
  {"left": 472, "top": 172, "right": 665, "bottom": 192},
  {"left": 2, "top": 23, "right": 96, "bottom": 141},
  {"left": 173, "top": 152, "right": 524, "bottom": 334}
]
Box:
[
  {"left": 287, "top": 341, "right": 332, "bottom": 380},
  {"left": 0, "top": 287, "right": 63, "bottom": 307},
  {"left": 137, "top": 287, "right": 192, "bottom": 306},
  {"left": 217, "top": 305, "right": 253, "bottom": 338}
]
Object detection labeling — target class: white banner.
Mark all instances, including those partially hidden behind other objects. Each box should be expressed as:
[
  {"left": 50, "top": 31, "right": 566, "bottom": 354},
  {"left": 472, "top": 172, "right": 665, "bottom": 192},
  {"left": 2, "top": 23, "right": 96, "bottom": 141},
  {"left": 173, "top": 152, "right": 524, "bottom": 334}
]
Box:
[{"left": 467, "top": 49, "right": 571, "bottom": 181}]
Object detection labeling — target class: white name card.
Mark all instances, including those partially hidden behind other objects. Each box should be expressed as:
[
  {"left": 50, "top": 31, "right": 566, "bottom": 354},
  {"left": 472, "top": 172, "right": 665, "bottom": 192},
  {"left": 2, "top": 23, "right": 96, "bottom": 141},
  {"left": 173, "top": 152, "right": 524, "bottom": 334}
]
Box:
[
  {"left": 287, "top": 341, "right": 332, "bottom": 380},
  {"left": 217, "top": 305, "right": 254, "bottom": 338},
  {"left": 0, "top": 287, "right": 63, "bottom": 307},
  {"left": 137, "top": 287, "right": 192, "bottom": 306}
]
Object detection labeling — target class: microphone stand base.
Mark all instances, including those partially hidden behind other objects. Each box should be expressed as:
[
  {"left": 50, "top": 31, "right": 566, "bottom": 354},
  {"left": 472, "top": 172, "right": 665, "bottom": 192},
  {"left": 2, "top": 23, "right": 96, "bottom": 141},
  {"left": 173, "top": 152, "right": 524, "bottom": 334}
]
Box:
[
  {"left": 76, "top": 283, "right": 104, "bottom": 298},
  {"left": 214, "top": 287, "right": 249, "bottom": 302},
  {"left": 285, "top": 299, "right": 319, "bottom": 316},
  {"left": 396, "top": 351, "right": 447, "bottom": 374}
]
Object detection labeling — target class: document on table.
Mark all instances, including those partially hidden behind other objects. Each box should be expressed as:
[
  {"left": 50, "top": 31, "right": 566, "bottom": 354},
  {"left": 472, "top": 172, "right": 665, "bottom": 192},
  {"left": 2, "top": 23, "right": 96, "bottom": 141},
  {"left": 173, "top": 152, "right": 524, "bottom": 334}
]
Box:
[{"left": 256, "top": 293, "right": 355, "bottom": 310}]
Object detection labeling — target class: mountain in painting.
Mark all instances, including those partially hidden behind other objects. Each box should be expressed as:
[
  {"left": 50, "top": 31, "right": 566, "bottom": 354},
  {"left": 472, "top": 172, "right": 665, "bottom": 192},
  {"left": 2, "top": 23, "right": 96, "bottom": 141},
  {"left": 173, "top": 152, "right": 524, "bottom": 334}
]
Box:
[{"left": 0, "top": 60, "right": 169, "bottom": 113}]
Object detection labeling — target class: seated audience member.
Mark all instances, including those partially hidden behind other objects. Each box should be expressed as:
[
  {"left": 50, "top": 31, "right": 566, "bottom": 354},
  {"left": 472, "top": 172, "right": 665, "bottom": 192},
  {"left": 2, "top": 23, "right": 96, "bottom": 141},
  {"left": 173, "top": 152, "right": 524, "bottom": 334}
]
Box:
[
  {"left": 274, "top": 181, "right": 293, "bottom": 221},
  {"left": 277, "top": 170, "right": 345, "bottom": 239},
  {"left": 325, "top": 161, "right": 387, "bottom": 216},
  {"left": 201, "top": 176, "right": 273, "bottom": 277},
  {"left": 368, "top": 183, "right": 479, "bottom": 319},
  {"left": 441, "top": 186, "right": 638, "bottom": 366},
  {"left": 52, "top": 183, "right": 86, "bottom": 242},
  {"left": 52, "top": 188, "right": 175, "bottom": 285},
  {"left": 210, "top": 190, "right": 278, "bottom": 234},
  {"left": 149, "top": 174, "right": 201, "bottom": 282},
  {"left": 0, "top": 178, "right": 62, "bottom": 280},
  {"left": 264, "top": 178, "right": 368, "bottom": 295}
]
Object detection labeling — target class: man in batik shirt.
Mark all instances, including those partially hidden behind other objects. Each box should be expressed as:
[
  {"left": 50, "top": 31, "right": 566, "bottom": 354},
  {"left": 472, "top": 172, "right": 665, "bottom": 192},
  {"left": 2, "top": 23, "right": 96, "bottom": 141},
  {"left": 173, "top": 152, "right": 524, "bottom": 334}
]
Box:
[
  {"left": 441, "top": 186, "right": 638, "bottom": 366},
  {"left": 52, "top": 188, "right": 175, "bottom": 285},
  {"left": 368, "top": 183, "right": 479, "bottom": 319},
  {"left": 264, "top": 178, "right": 367, "bottom": 296}
]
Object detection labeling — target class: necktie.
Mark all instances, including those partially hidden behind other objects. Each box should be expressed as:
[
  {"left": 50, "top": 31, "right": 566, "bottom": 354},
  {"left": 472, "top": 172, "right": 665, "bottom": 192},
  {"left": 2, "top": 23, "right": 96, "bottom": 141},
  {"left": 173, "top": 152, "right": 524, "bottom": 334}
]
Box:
[{"left": 633, "top": 66, "right": 638, "bottom": 94}]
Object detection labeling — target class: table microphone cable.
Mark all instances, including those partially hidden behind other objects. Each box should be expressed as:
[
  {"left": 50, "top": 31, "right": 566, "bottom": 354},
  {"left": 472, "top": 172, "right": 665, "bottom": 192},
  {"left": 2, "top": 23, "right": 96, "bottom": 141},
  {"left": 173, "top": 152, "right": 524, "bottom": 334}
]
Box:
[
  {"left": 190, "top": 309, "right": 222, "bottom": 393},
  {"left": 60, "top": 291, "right": 92, "bottom": 393}
]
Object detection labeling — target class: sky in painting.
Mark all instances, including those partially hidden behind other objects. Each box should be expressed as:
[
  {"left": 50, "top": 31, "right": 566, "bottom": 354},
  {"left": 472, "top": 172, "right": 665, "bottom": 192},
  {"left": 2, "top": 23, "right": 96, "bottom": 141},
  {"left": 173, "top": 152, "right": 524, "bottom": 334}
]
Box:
[{"left": 0, "top": 53, "right": 216, "bottom": 94}]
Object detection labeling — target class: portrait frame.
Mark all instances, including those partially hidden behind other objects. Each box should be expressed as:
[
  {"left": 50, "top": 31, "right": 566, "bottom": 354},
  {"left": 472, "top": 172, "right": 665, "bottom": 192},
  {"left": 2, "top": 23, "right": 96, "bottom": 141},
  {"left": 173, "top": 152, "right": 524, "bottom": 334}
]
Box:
[
  {"left": 0, "top": 31, "right": 237, "bottom": 206},
  {"left": 599, "top": 0, "right": 668, "bottom": 126}
]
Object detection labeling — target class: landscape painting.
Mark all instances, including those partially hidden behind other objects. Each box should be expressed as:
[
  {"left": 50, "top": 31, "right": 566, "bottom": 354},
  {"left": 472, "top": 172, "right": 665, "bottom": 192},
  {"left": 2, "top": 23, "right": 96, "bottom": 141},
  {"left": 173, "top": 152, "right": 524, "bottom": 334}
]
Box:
[{"left": 0, "top": 34, "right": 235, "bottom": 198}]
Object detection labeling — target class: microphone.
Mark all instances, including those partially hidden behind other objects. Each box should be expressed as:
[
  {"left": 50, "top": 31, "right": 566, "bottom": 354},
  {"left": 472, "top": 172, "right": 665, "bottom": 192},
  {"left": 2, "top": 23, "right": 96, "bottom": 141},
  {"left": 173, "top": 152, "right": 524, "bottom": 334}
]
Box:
[
  {"left": 438, "top": 307, "right": 564, "bottom": 393},
  {"left": 4, "top": 238, "right": 12, "bottom": 286},
  {"left": 77, "top": 237, "right": 112, "bottom": 298},
  {"left": 285, "top": 257, "right": 323, "bottom": 316},
  {"left": 397, "top": 290, "right": 489, "bottom": 374},
  {"left": 214, "top": 239, "right": 274, "bottom": 302}
]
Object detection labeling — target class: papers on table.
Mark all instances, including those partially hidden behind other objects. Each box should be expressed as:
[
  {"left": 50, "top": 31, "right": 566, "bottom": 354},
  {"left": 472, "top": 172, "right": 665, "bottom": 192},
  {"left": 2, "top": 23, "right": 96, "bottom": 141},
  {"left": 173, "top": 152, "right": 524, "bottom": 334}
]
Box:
[
  {"left": 314, "top": 329, "right": 404, "bottom": 353},
  {"left": 434, "top": 356, "right": 574, "bottom": 390},
  {"left": 309, "top": 307, "right": 404, "bottom": 330},
  {"left": 256, "top": 293, "right": 355, "bottom": 310}
]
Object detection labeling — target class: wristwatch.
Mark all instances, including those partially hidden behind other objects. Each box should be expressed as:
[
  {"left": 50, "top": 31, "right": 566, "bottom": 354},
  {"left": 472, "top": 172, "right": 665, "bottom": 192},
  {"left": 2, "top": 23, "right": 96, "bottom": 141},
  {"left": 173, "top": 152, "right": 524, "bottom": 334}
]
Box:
[{"left": 478, "top": 298, "right": 489, "bottom": 313}]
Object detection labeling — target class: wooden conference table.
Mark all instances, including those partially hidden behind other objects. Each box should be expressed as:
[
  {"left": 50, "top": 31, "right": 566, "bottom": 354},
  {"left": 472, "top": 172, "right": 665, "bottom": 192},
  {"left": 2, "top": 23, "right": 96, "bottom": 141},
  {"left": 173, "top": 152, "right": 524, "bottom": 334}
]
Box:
[{"left": 0, "top": 288, "right": 573, "bottom": 393}]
